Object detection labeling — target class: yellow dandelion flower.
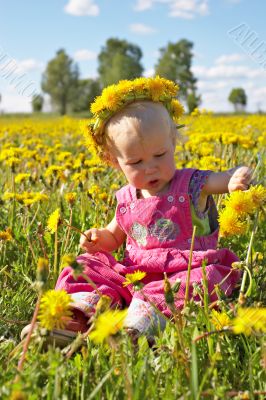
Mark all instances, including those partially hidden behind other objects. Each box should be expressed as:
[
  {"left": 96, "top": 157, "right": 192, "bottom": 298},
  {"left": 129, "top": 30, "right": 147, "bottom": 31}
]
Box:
[
  {"left": 122, "top": 270, "right": 147, "bottom": 287},
  {"left": 110, "top": 183, "right": 119, "bottom": 190},
  {"left": 5, "top": 156, "right": 21, "bottom": 168},
  {"left": 246, "top": 185, "right": 266, "bottom": 208},
  {"left": 101, "top": 85, "right": 120, "bottom": 111},
  {"left": 223, "top": 191, "right": 255, "bottom": 215},
  {"left": 90, "top": 96, "right": 105, "bottom": 114},
  {"left": 38, "top": 289, "right": 72, "bottom": 330},
  {"left": 88, "top": 184, "right": 101, "bottom": 195},
  {"left": 116, "top": 80, "right": 133, "bottom": 94},
  {"left": 65, "top": 192, "right": 77, "bottom": 206},
  {"left": 10, "top": 390, "right": 27, "bottom": 400},
  {"left": 89, "top": 309, "right": 127, "bottom": 343},
  {"left": 163, "top": 78, "right": 179, "bottom": 96},
  {"left": 15, "top": 173, "right": 31, "bottom": 184},
  {"left": 99, "top": 192, "right": 108, "bottom": 201},
  {"left": 171, "top": 99, "right": 185, "bottom": 122},
  {"left": 47, "top": 208, "right": 61, "bottom": 233},
  {"left": 232, "top": 308, "right": 266, "bottom": 336},
  {"left": 218, "top": 207, "right": 248, "bottom": 237},
  {"left": 0, "top": 227, "right": 13, "bottom": 241},
  {"left": 210, "top": 309, "right": 231, "bottom": 330},
  {"left": 23, "top": 193, "right": 49, "bottom": 206},
  {"left": 148, "top": 76, "right": 167, "bottom": 101}
]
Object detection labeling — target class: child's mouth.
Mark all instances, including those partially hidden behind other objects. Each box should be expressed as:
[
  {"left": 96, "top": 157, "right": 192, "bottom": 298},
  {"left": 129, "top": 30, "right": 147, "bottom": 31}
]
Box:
[{"left": 149, "top": 179, "right": 159, "bottom": 187}]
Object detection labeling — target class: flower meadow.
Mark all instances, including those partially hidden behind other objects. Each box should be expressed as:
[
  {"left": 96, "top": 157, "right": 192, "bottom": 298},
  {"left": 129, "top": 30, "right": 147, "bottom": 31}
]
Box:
[{"left": 0, "top": 112, "right": 266, "bottom": 399}]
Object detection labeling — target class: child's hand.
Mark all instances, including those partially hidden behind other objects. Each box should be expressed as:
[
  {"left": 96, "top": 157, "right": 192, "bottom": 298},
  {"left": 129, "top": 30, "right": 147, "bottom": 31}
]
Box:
[
  {"left": 228, "top": 166, "right": 253, "bottom": 193},
  {"left": 79, "top": 228, "right": 103, "bottom": 254}
]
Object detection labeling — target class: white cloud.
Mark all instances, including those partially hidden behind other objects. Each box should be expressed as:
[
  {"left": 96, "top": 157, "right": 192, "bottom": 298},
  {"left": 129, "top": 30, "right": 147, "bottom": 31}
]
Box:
[
  {"left": 192, "top": 55, "right": 266, "bottom": 111},
  {"left": 215, "top": 53, "right": 247, "bottom": 64},
  {"left": 197, "top": 80, "right": 233, "bottom": 91},
  {"left": 170, "top": 0, "right": 209, "bottom": 19},
  {"left": 192, "top": 64, "right": 266, "bottom": 79},
  {"left": 134, "top": 0, "right": 209, "bottom": 19},
  {"left": 64, "top": 0, "right": 99, "bottom": 16},
  {"left": 130, "top": 23, "right": 156, "bottom": 34},
  {"left": 0, "top": 93, "right": 32, "bottom": 113},
  {"left": 134, "top": 0, "right": 154, "bottom": 11},
  {"left": 15, "top": 58, "right": 44, "bottom": 73},
  {"left": 143, "top": 68, "right": 155, "bottom": 77},
  {"left": 73, "top": 49, "right": 97, "bottom": 61}
]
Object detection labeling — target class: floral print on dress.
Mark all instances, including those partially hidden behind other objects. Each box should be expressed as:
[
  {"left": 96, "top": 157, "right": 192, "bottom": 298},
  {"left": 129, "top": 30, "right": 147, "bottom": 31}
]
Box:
[
  {"left": 149, "top": 218, "right": 180, "bottom": 242},
  {"left": 129, "top": 222, "right": 148, "bottom": 246},
  {"left": 188, "top": 169, "right": 213, "bottom": 218}
]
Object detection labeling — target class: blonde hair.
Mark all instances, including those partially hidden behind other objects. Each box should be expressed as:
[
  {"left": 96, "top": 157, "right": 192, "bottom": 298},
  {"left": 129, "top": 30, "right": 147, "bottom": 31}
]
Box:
[
  {"left": 85, "top": 77, "right": 184, "bottom": 165},
  {"left": 102, "top": 101, "right": 179, "bottom": 166}
]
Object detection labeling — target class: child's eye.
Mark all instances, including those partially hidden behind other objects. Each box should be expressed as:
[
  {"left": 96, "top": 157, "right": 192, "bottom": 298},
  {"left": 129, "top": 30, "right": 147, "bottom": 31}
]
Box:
[
  {"left": 130, "top": 160, "right": 142, "bottom": 165},
  {"left": 155, "top": 152, "right": 166, "bottom": 157}
]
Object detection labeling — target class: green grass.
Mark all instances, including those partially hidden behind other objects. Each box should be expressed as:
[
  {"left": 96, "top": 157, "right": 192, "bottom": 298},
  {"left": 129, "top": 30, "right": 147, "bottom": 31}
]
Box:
[{"left": 0, "top": 116, "right": 265, "bottom": 399}]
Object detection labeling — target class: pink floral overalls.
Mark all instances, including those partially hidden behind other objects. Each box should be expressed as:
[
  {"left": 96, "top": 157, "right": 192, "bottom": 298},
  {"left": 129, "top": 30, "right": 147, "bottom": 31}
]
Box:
[{"left": 56, "top": 169, "right": 241, "bottom": 334}]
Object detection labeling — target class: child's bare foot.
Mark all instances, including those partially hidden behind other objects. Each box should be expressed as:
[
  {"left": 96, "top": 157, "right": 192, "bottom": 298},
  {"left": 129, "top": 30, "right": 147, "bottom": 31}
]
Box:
[{"left": 20, "top": 309, "right": 90, "bottom": 349}]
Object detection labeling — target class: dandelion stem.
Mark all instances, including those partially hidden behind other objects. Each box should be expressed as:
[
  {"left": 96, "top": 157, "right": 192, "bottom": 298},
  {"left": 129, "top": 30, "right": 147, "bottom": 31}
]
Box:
[
  {"left": 53, "top": 229, "right": 58, "bottom": 278},
  {"left": 238, "top": 211, "right": 258, "bottom": 304},
  {"left": 193, "top": 327, "right": 230, "bottom": 342},
  {"left": 184, "top": 226, "right": 197, "bottom": 307},
  {"left": 15, "top": 293, "right": 41, "bottom": 381},
  {"left": 62, "top": 220, "right": 91, "bottom": 242},
  {"left": 62, "top": 207, "right": 73, "bottom": 253}
]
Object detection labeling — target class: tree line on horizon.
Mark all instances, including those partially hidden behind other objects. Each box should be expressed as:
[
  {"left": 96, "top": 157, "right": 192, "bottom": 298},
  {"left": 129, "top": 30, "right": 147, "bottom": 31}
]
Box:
[{"left": 32, "top": 38, "right": 248, "bottom": 115}]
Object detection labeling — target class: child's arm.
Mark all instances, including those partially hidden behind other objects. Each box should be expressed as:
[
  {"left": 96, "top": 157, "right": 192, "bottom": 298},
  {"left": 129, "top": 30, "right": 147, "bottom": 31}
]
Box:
[
  {"left": 198, "top": 166, "right": 253, "bottom": 212},
  {"left": 80, "top": 216, "right": 126, "bottom": 254}
]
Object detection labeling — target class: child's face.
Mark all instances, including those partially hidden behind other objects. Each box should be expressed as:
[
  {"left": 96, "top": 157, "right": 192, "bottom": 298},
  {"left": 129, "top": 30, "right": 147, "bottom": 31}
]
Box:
[{"left": 107, "top": 105, "right": 176, "bottom": 196}]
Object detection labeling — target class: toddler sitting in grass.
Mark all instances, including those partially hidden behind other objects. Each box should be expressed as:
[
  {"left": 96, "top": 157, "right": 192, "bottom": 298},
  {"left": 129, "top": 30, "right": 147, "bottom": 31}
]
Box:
[{"left": 42, "top": 77, "right": 254, "bottom": 343}]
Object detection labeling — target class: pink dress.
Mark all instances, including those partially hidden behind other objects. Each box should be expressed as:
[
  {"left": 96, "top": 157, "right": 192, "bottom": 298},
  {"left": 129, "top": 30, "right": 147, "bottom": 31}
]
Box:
[{"left": 56, "top": 169, "right": 241, "bottom": 334}]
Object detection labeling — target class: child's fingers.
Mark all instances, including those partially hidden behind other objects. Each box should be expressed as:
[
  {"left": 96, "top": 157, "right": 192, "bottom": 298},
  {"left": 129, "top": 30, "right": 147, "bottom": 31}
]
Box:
[
  {"left": 90, "top": 228, "right": 99, "bottom": 243},
  {"left": 233, "top": 167, "right": 252, "bottom": 178}
]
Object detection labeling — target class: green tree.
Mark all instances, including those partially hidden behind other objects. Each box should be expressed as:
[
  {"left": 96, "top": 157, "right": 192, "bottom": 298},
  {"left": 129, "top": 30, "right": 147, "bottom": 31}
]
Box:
[
  {"left": 98, "top": 38, "right": 143, "bottom": 87},
  {"left": 72, "top": 79, "right": 101, "bottom": 112},
  {"left": 187, "top": 92, "right": 201, "bottom": 114},
  {"left": 155, "top": 39, "right": 200, "bottom": 111},
  {"left": 42, "top": 49, "right": 79, "bottom": 115},
  {"left": 228, "top": 88, "right": 247, "bottom": 112},
  {"left": 31, "top": 94, "right": 44, "bottom": 112}
]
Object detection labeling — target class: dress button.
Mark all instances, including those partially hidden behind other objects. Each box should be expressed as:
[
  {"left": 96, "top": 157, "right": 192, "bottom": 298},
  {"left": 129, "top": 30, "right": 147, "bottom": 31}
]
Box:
[
  {"left": 130, "top": 203, "right": 135, "bottom": 209},
  {"left": 179, "top": 196, "right": 185, "bottom": 203},
  {"left": 120, "top": 206, "right": 127, "bottom": 214},
  {"left": 187, "top": 238, "right": 192, "bottom": 243},
  {"left": 167, "top": 195, "right": 174, "bottom": 202}
]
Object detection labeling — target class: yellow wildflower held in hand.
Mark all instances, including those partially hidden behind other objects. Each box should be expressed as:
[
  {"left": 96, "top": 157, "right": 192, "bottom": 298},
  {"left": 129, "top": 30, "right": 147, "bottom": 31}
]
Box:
[
  {"left": 89, "top": 309, "right": 128, "bottom": 343},
  {"left": 122, "top": 270, "right": 147, "bottom": 287},
  {"left": 218, "top": 207, "right": 248, "bottom": 237},
  {"left": 232, "top": 307, "right": 266, "bottom": 336},
  {"left": 47, "top": 208, "right": 61, "bottom": 233},
  {"left": 246, "top": 185, "right": 266, "bottom": 208},
  {"left": 223, "top": 190, "right": 255, "bottom": 215},
  {"left": 210, "top": 309, "right": 232, "bottom": 330},
  {"left": 38, "top": 289, "right": 72, "bottom": 330}
]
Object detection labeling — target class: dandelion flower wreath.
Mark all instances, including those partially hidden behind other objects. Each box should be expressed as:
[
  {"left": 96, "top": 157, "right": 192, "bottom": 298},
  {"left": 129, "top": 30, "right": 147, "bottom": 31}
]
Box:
[{"left": 86, "top": 76, "right": 184, "bottom": 160}]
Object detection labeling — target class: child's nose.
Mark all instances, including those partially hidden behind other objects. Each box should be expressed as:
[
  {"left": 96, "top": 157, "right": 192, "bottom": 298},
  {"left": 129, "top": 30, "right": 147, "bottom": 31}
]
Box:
[{"left": 145, "top": 161, "right": 158, "bottom": 175}]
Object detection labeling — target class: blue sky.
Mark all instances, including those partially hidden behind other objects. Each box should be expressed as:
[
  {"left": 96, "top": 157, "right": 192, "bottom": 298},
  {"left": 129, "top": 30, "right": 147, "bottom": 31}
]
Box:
[{"left": 1, "top": 0, "right": 266, "bottom": 113}]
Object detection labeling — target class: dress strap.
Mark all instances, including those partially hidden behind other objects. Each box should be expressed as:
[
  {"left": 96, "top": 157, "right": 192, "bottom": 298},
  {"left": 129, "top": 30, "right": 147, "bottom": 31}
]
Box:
[
  {"left": 115, "top": 184, "right": 135, "bottom": 203},
  {"left": 171, "top": 168, "right": 197, "bottom": 194}
]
